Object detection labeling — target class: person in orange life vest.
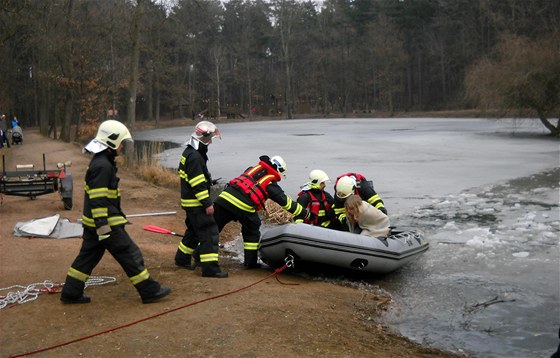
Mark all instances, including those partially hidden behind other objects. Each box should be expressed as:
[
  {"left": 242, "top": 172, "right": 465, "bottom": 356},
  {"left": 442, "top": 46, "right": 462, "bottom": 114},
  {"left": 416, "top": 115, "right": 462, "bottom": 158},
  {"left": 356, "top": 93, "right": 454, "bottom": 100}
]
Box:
[
  {"left": 174, "top": 121, "right": 228, "bottom": 278},
  {"left": 332, "top": 173, "right": 387, "bottom": 231},
  {"left": 344, "top": 194, "right": 390, "bottom": 237},
  {"left": 213, "top": 155, "right": 308, "bottom": 268},
  {"left": 294, "top": 169, "right": 335, "bottom": 228}
]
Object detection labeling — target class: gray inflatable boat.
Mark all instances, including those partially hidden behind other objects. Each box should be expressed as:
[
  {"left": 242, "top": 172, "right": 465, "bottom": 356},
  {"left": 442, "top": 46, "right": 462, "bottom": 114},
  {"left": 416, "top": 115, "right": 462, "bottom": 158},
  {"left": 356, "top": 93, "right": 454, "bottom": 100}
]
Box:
[{"left": 259, "top": 223, "right": 429, "bottom": 274}]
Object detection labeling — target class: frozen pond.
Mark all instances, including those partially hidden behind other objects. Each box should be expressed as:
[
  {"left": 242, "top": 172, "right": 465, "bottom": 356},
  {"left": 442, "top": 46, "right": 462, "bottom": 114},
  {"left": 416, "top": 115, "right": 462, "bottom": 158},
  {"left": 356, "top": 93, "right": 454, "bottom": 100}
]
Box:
[{"left": 136, "top": 117, "right": 559, "bottom": 357}]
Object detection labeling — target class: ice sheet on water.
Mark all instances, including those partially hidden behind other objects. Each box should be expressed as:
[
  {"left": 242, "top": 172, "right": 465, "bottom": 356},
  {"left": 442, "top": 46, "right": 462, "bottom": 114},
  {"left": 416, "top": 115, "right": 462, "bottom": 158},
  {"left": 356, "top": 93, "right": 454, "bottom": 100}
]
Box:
[{"left": 405, "top": 167, "right": 559, "bottom": 250}]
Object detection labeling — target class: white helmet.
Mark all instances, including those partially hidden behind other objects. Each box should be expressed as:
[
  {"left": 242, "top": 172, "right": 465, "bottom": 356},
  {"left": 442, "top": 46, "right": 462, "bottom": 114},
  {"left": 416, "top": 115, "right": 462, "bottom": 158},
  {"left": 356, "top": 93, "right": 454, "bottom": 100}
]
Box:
[
  {"left": 84, "top": 120, "right": 132, "bottom": 153},
  {"left": 270, "top": 155, "right": 287, "bottom": 177},
  {"left": 192, "top": 120, "right": 220, "bottom": 145},
  {"left": 335, "top": 175, "right": 356, "bottom": 199},
  {"left": 308, "top": 169, "right": 330, "bottom": 189}
]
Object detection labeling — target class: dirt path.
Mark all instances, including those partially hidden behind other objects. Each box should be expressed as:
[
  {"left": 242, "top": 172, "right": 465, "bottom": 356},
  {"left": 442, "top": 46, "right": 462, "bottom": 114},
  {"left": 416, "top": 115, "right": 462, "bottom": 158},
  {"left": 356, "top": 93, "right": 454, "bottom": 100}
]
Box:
[{"left": 0, "top": 129, "right": 463, "bottom": 357}]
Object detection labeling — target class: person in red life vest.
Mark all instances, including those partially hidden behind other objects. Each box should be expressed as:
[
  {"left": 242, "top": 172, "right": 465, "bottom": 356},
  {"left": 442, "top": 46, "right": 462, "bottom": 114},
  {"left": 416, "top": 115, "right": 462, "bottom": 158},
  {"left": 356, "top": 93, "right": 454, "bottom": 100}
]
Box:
[
  {"left": 174, "top": 121, "right": 228, "bottom": 278},
  {"left": 61, "top": 120, "right": 171, "bottom": 304},
  {"left": 294, "top": 169, "right": 335, "bottom": 228},
  {"left": 332, "top": 173, "right": 387, "bottom": 231},
  {"left": 213, "top": 155, "right": 308, "bottom": 268}
]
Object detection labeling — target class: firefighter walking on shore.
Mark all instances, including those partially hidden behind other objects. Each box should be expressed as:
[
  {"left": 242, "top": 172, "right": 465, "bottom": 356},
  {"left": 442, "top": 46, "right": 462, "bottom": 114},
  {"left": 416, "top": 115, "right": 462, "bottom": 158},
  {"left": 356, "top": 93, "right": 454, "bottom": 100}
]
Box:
[{"left": 61, "top": 120, "right": 171, "bottom": 304}]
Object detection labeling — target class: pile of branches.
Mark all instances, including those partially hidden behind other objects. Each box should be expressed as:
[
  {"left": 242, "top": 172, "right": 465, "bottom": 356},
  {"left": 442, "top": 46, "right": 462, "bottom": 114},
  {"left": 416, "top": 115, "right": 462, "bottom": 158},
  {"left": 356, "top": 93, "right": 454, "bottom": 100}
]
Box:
[{"left": 262, "top": 200, "right": 293, "bottom": 225}]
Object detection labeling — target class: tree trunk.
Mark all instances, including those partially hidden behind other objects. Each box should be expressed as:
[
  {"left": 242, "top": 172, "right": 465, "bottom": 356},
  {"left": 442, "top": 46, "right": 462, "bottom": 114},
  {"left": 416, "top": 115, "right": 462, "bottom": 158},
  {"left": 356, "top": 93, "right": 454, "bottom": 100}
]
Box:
[
  {"left": 127, "top": 0, "right": 143, "bottom": 130},
  {"left": 284, "top": 60, "right": 292, "bottom": 119},
  {"left": 147, "top": 69, "right": 153, "bottom": 122},
  {"left": 440, "top": 45, "right": 446, "bottom": 108},
  {"left": 52, "top": 101, "right": 60, "bottom": 140},
  {"left": 538, "top": 114, "right": 560, "bottom": 137},
  {"left": 215, "top": 57, "right": 221, "bottom": 119},
  {"left": 60, "top": 88, "right": 73, "bottom": 142}
]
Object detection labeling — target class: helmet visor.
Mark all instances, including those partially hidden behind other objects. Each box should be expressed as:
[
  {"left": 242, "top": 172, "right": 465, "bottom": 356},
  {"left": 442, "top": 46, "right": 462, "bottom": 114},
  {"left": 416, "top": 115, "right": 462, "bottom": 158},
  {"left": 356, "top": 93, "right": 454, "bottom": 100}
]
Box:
[
  {"left": 271, "top": 158, "right": 286, "bottom": 176},
  {"left": 83, "top": 139, "right": 108, "bottom": 154},
  {"left": 194, "top": 128, "right": 220, "bottom": 144}
]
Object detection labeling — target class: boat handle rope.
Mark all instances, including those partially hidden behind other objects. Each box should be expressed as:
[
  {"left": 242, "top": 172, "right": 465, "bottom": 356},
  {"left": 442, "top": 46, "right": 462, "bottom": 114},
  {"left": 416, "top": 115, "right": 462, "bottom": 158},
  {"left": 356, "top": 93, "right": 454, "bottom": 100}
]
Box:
[
  {"left": 272, "top": 255, "right": 299, "bottom": 286},
  {"left": 284, "top": 254, "right": 295, "bottom": 268},
  {"left": 6, "top": 262, "right": 298, "bottom": 358}
]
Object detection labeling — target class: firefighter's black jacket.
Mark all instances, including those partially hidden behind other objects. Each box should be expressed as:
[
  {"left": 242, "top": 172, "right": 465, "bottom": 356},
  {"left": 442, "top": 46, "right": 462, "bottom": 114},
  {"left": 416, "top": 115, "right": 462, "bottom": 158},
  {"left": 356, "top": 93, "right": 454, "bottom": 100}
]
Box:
[
  {"left": 81, "top": 150, "right": 128, "bottom": 231},
  {"left": 179, "top": 144, "right": 212, "bottom": 210}
]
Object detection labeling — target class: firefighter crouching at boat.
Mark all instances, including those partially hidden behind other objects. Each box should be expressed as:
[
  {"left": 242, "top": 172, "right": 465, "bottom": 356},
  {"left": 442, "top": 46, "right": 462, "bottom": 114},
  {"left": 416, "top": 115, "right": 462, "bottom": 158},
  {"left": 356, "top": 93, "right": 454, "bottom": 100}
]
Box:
[
  {"left": 294, "top": 169, "right": 335, "bottom": 228},
  {"left": 332, "top": 173, "right": 388, "bottom": 231},
  {"left": 61, "top": 120, "right": 171, "bottom": 304},
  {"left": 213, "top": 155, "right": 309, "bottom": 268},
  {"left": 174, "top": 121, "right": 227, "bottom": 278}
]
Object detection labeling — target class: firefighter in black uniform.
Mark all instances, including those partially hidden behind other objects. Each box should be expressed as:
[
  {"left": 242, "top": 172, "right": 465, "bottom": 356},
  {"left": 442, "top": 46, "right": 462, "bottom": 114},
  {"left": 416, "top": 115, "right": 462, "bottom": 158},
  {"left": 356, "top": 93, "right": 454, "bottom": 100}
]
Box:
[
  {"left": 214, "top": 155, "right": 308, "bottom": 268},
  {"left": 174, "top": 121, "right": 227, "bottom": 278},
  {"left": 294, "top": 169, "right": 335, "bottom": 228},
  {"left": 61, "top": 120, "right": 171, "bottom": 304},
  {"left": 332, "top": 173, "right": 387, "bottom": 231}
]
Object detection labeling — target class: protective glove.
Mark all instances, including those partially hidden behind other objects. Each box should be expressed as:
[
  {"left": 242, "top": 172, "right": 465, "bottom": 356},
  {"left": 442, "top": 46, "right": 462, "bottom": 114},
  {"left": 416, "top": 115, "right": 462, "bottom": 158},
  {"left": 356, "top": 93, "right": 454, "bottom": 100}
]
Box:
[{"left": 97, "top": 225, "right": 112, "bottom": 241}]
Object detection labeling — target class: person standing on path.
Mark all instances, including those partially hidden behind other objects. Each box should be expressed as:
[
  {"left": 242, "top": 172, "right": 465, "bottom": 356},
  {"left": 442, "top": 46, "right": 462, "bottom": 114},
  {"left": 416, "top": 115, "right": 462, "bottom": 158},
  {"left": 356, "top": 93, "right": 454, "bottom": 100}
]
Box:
[
  {"left": 0, "top": 114, "right": 10, "bottom": 148},
  {"left": 61, "top": 120, "right": 171, "bottom": 304},
  {"left": 174, "top": 121, "right": 227, "bottom": 278}
]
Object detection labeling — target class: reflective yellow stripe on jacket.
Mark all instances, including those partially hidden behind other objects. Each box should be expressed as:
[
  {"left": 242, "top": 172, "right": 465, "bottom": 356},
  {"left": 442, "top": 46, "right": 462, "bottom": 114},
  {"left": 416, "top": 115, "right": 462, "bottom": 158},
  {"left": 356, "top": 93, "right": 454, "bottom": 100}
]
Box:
[
  {"left": 219, "top": 191, "right": 256, "bottom": 213},
  {"left": 282, "top": 196, "right": 303, "bottom": 217},
  {"left": 81, "top": 215, "right": 128, "bottom": 228},
  {"left": 179, "top": 171, "right": 209, "bottom": 208},
  {"left": 85, "top": 185, "right": 119, "bottom": 199}
]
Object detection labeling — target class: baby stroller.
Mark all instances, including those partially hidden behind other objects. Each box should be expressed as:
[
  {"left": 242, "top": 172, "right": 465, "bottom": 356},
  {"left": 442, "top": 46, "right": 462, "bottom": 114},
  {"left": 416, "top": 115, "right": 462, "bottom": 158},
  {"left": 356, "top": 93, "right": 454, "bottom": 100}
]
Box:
[{"left": 11, "top": 126, "right": 23, "bottom": 145}]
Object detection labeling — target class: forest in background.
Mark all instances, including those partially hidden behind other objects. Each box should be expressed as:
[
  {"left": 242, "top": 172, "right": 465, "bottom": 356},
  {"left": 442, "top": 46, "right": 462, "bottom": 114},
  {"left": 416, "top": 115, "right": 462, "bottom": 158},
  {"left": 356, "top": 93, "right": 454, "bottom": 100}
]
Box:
[{"left": 1, "top": 0, "right": 559, "bottom": 139}]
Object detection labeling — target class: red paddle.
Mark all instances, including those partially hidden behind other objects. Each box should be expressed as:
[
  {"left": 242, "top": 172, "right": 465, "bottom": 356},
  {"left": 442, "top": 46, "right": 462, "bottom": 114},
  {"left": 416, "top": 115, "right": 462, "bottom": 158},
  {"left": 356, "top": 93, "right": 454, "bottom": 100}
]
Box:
[
  {"left": 143, "top": 224, "right": 225, "bottom": 248},
  {"left": 143, "top": 225, "right": 182, "bottom": 237}
]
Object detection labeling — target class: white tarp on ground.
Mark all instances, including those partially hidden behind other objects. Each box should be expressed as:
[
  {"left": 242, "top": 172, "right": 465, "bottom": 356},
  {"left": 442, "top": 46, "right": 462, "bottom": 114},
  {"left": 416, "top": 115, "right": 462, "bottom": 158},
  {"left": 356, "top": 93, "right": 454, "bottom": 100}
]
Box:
[{"left": 13, "top": 214, "right": 83, "bottom": 239}]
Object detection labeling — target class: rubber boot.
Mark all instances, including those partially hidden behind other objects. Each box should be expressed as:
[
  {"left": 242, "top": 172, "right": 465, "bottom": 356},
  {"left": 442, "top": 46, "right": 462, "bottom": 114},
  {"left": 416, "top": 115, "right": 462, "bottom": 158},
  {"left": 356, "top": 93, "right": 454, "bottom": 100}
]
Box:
[
  {"left": 243, "top": 250, "right": 261, "bottom": 269},
  {"left": 201, "top": 262, "right": 228, "bottom": 278}
]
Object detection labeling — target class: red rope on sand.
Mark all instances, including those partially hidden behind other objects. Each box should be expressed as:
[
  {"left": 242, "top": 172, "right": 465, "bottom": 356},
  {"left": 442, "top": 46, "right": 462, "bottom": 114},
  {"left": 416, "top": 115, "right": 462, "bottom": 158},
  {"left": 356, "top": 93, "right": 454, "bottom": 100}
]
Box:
[{"left": 7, "top": 264, "right": 293, "bottom": 358}]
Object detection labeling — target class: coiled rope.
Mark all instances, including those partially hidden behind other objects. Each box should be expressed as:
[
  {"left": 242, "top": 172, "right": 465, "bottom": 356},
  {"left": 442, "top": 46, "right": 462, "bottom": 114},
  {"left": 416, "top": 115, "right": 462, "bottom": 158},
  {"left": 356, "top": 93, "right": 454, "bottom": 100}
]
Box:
[
  {"left": 0, "top": 276, "right": 116, "bottom": 310},
  {"left": 7, "top": 258, "right": 295, "bottom": 358}
]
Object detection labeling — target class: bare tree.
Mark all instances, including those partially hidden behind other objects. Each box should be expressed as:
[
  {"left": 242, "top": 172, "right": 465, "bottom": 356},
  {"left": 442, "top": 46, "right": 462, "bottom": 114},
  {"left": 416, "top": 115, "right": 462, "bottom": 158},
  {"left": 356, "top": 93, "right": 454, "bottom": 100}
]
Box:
[
  {"left": 465, "top": 34, "right": 560, "bottom": 136},
  {"left": 365, "top": 13, "right": 407, "bottom": 114},
  {"left": 272, "top": 0, "right": 305, "bottom": 119},
  {"left": 127, "top": 0, "right": 145, "bottom": 130}
]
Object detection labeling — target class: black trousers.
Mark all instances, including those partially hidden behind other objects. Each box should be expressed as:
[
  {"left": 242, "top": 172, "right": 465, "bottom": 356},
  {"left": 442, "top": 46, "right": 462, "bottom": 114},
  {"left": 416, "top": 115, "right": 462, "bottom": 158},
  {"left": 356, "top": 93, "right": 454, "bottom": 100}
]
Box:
[
  {"left": 175, "top": 208, "right": 221, "bottom": 275},
  {"left": 62, "top": 226, "right": 161, "bottom": 300},
  {"left": 0, "top": 130, "right": 9, "bottom": 148},
  {"left": 213, "top": 202, "right": 261, "bottom": 266}
]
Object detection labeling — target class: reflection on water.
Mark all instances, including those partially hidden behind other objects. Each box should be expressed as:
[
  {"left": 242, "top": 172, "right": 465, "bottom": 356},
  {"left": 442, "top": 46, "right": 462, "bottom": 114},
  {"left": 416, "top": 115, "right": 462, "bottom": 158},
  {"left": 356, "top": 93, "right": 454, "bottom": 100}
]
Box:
[
  {"left": 134, "top": 140, "right": 180, "bottom": 156},
  {"left": 130, "top": 140, "right": 180, "bottom": 164}
]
